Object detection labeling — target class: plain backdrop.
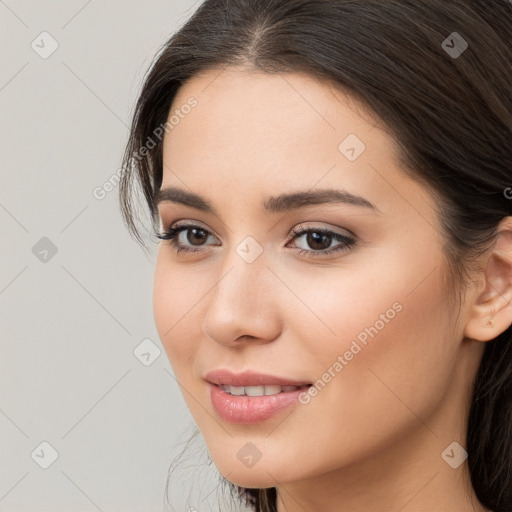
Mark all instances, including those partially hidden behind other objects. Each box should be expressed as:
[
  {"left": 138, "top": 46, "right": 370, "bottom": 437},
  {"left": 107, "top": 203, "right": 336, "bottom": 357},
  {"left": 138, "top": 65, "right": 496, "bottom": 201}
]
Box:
[{"left": 0, "top": 1, "right": 238, "bottom": 511}]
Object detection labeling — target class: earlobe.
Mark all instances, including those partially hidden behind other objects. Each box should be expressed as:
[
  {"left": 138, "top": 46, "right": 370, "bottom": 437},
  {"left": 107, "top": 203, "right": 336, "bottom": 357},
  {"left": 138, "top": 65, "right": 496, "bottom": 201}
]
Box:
[{"left": 463, "top": 217, "right": 512, "bottom": 342}]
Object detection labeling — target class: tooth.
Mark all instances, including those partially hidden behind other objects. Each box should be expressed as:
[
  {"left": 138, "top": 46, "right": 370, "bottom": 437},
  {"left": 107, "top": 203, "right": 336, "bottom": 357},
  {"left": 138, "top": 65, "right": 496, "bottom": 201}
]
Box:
[
  {"left": 282, "top": 386, "right": 299, "bottom": 392},
  {"left": 264, "top": 385, "right": 282, "bottom": 395},
  {"left": 245, "top": 385, "right": 265, "bottom": 396},
  {"left": 220, "top": 384, "right": 300, "bottom": 396}
]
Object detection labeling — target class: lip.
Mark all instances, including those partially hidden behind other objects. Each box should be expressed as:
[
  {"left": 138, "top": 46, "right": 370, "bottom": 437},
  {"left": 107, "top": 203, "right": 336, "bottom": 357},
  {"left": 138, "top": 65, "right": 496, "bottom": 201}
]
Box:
[
  {"left": 207, "top": 383, "right": 309, "bottom": 424},
  {"left": 204, "top": 369, "right": 312, "bottom": 424},
  {"left": 204, "top": 369, "right": 312, "bottom": 387}
]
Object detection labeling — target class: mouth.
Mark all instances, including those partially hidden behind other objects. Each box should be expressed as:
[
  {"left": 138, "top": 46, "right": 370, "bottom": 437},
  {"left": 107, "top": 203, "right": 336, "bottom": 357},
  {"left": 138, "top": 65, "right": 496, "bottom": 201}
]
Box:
[
  {"left": 205, "top": 368, "right": 312, "bottom": 388},
  {"left": 215, "top": 383, "right": 312, "bottom": 396},
  {"left": 204, "top": 369, "right": 313, "bottom": 424}
]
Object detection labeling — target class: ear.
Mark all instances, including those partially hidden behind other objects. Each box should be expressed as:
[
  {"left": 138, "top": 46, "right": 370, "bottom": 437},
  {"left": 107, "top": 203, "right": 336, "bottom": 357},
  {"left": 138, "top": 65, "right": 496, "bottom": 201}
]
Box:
[{"left": 463, "top": 216, "right": 512, "bottom": 342}]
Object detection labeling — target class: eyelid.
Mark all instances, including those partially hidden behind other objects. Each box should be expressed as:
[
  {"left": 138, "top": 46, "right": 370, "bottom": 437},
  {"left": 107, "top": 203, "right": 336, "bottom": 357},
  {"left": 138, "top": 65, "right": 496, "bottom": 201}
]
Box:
[
  {"left": 160, "top": 219, "right": 354, "bottom": 241},
  {"left": 160, "top": 219, "right": 221, "bottom": 239},
  {"left": 160, "top": 219, "right": 357, "bottom": 244},
  {"left": 289, "top": 222, "right": 356, "bottom": 240},
  {"left": 157, "top": 219, "right": 358, "bottom": 259},
  {"left": 166, "top": 220, "right": 220, "bottom": 243}
]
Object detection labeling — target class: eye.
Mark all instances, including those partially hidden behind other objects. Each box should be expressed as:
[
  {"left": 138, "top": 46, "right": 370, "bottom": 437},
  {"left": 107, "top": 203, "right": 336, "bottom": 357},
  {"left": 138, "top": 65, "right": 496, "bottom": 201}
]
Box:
[
  {"left": 287, "top": 224, "right": 357, "bottom": 257},
  {"left": 157, "top": 222, "right": 357, "bottom": 258},
  {"left": 157, "top": 221, "right": 219, "bottom": 254}
]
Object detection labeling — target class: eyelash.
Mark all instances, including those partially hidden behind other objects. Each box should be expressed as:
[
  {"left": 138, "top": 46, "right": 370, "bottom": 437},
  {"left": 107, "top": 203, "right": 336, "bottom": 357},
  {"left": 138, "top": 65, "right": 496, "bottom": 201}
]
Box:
[{"left": 157, "top": 222, "right": 357, "bottom": 258}]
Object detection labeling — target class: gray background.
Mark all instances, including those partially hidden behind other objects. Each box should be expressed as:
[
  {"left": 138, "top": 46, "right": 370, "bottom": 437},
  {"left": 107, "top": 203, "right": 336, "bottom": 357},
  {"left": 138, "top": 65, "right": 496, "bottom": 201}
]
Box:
[{"left": 0, "top": 1, "right": 228, "bottom": 511}]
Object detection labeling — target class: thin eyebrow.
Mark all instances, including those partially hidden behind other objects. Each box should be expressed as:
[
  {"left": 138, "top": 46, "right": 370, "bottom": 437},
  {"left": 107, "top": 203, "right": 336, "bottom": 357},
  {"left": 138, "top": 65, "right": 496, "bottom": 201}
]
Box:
[{"left": 154, "top": 186, "right": 381, "bottom": 215}]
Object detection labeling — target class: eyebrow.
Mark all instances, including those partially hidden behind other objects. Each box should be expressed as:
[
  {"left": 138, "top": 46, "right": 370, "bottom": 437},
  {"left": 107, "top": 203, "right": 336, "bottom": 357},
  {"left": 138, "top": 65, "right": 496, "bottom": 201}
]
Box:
[{"left": 154, "top": 186, "right": 381, "bottom": 215}]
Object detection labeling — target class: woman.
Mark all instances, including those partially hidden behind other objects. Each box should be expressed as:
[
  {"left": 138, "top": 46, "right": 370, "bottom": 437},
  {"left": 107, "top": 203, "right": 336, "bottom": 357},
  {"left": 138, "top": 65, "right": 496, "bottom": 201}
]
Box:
[{"left": 119, "top": 1, "right": 512, "bottom": 511}]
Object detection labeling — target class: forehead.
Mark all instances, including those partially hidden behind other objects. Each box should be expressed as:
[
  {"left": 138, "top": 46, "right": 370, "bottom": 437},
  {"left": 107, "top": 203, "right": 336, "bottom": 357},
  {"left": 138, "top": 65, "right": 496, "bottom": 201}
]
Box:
[
  {"left": 165, "top": 68, "right": 390, "bottom": 171},
  {"left": 168, "top": 66, "right": 382, "bottom": 147},
  {"left": 160, "top": 66, "right": 437, "bottom": 225}
]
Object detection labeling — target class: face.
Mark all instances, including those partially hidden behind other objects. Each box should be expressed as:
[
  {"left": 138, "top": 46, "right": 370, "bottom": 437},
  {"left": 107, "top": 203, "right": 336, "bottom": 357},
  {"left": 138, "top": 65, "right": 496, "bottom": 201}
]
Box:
[{"left": 153, "top": 66, "right": 481, "bottom": 488}]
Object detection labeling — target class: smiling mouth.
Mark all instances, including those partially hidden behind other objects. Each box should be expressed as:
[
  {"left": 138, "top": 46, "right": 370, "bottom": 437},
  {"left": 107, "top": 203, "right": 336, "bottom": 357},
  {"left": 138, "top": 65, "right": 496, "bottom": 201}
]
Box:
[
  {"left": 208, "top": 381, "right": 313, "bottom": 424},
  {"left": 216, "top": 383, "right": 312, "bottom": 396}
]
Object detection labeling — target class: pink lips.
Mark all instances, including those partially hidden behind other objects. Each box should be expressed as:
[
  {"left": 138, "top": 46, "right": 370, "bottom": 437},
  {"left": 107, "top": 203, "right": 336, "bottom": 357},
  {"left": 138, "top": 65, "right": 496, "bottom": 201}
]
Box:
[
  {"left": 205, "top": 369, "right": 311, "bottom": 424},
  {"left": 205, "top": 369, "right": 311, "bottom": 387}
]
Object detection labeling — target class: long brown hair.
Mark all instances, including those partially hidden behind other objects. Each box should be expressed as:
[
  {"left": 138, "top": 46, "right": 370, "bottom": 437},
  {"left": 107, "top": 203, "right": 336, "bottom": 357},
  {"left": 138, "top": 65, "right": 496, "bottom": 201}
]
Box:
[{"left": 119, "top": 1, "right": 512, "bottom": 510}]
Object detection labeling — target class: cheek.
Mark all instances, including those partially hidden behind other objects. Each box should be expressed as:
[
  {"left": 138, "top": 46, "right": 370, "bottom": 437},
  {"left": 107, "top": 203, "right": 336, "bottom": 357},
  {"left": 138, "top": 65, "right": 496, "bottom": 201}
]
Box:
[
  {"left": 152, "top": 255, "right": 200, "bottom": 372},
  {"left": 286, "top": 254, "right": 453, "bottom": 449}
]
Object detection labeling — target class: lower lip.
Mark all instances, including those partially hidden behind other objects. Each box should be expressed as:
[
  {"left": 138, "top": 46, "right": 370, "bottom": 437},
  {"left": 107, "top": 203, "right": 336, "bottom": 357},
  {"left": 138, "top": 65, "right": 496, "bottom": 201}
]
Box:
[{"left": 208, "top": 383, "right": 309, "bottom": 424}]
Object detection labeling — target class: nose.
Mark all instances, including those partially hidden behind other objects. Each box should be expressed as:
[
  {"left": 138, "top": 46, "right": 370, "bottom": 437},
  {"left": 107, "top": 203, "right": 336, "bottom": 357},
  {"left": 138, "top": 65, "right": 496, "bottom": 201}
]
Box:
[{"left": 202, "top": 249, "right": 282, "bottom": 347}]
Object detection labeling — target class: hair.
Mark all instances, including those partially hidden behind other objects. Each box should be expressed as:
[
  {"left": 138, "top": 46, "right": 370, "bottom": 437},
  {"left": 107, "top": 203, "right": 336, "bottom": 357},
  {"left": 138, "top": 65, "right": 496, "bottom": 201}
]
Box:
[{"left": 118, "top": 1, "right": 512, "bottom": 511}]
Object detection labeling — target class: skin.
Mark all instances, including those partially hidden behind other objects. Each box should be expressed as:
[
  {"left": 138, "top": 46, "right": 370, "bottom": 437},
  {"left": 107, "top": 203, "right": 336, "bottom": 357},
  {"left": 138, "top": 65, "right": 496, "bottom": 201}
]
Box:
[{"left": 153, "top": 66, "right": 512, "bottom": 512}]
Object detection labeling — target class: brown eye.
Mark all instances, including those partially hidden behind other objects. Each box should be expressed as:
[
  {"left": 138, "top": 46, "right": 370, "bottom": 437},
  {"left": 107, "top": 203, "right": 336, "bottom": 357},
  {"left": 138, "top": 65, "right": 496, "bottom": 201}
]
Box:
[
  {"left": 185, "top": 227, "right": 209, "bottom": 246},
  {"left": 303, "top": 231, "right": 334, "bottom": 251},
  {"left": 157, "top": 222, "right": 356, "bottom": 258},
  {"left": 288, "top": 226, "right": 357, "bottom": 258},
  {"left": 157, "top": 223, "right": 220, "bottom": 254}
]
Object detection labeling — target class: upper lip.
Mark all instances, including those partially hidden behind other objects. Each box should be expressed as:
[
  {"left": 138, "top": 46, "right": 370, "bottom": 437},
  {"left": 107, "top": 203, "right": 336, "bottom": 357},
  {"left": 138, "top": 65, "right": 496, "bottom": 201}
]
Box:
[{"left": 205, "top": 369, "right": 312, "bottom": 387}]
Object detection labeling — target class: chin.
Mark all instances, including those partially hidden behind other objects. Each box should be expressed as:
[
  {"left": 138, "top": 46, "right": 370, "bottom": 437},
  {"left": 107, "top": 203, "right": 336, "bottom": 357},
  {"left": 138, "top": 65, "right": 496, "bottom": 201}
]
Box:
[
  {"left": 221, "top": 469, "right": 279, "bottom": 489},
  {"left": 208, "top": 453, "right": 282, "bottom": 488}
]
